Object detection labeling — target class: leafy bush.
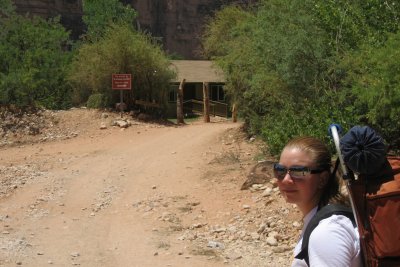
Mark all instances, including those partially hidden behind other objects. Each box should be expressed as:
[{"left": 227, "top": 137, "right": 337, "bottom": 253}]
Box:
[
  {"left": 86, "top": 93, "right": 108, "bottom": 109},
  {"left": 259, "top": 92, "right": 356, "bottom": 155},
  {"left": 68, "top": 24, "right": 175, "bottom": 114},
  {"left": 0, "top": 8, "right": 72, "bottom": 109},
  {"left": 82, "top": 0, "right": 137, "bottom": 42},
  {"left": 344, "top": 32, "right": 400, "bottom": 148},
  {"left": 203, "top": 0, "right": 400, "bottom": 154},
  {"left": 0, "top": 0, "right": 15, "bottom": 17}
]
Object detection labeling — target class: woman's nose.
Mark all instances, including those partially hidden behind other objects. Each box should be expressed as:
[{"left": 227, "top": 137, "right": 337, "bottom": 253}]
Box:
[{"left": 281, "top": 172, "right": 294, "bottom": 183}]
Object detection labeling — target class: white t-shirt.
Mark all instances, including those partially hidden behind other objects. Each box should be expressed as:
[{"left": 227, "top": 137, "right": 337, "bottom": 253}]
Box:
[{"left": 291, "top": 206, "right": 362, "bottom": 267}]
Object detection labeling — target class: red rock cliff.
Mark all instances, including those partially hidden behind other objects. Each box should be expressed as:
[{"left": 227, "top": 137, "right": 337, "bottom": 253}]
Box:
[
  {"left": 128, "top": 0, "right": 255, "bottom": 59},
  {"left": 12, "top": 0, "right": 254, "bottom": 59},
  {"left": 13, "top": 0, "right": 83, "bottom": 39}
]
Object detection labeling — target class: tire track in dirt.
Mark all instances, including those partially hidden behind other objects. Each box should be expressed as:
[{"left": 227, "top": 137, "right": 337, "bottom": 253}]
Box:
[{"left": 0, "top": 121, "right": 240, "bottom": 266}]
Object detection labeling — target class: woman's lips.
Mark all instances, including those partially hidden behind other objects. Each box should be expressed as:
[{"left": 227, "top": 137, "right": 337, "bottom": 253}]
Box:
[{"left": 281, "top": 188, "right": 297, "bottom": 193}]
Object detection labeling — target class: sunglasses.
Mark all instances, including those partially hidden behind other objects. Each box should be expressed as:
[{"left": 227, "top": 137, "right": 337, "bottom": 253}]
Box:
[{"left": 273, "top": 163, "right": 326, "bottom": 180}]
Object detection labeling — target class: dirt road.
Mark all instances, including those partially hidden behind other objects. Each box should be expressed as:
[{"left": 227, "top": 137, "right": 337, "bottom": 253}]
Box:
[{"left": 0, "top": 111, "right": 300, "bottom": 267}]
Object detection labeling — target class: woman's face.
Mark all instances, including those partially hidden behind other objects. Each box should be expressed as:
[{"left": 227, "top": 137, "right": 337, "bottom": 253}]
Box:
[{"left": 276, "top": 147, "right": 325, "bottom": 215}]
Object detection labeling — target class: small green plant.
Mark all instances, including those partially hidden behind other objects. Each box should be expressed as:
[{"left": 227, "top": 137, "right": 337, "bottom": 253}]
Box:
[
  {"left": 0, "top": 6, "right": 72, "bottom": 109},
  {"left": 86, "top": 93, "right": 107, "bottom": 109},
  {"left": 157, "top": 241, "right": 170, "bottom": 250},
  {"left": 68, "top": 24, "right": 175, "bottom": 112},
  {"left": 253, "top": 152, "right": 267, "bottom": 162},
  {"left": 210, "top": 150, "right": 240, "bottom": 164},
  {"left": 177, "top": 204, "right": 192, "bottom": 213}
]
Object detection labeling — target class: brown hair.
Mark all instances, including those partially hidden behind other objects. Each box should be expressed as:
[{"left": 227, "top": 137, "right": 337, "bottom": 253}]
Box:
[{"left": 283, "top": 136, "right": 347, "bottom": 207}]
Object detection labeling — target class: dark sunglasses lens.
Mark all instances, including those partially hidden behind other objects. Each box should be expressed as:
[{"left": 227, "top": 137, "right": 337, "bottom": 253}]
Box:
[
  {"left": 273, "top": 165, "right": 312, "bottom": 180},
  {"left": 289, "top": 170, "right": 305, "bottom": 178},
  {"left": 289, "top": 167, "right": 310, "bottom": 179},
  {"left": 273, "top": 164, "right": 287, "bottom": 179}
]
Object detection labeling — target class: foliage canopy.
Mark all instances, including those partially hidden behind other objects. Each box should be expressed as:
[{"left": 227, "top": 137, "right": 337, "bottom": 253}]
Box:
[
  {"left": 68, "top": 24, "right": 175, "bottom": 113},
  {"left": 0, "top": 2, "right": 72, "bottom": 109},
  {"left": 203, "top": 0, "right": 400, "bottom": 154},
  {"left": 82, "top": 0, "right": 137, "bottom": 42},
  {"left": 0, "top": 0, "right": 175, "bottom": 116}
]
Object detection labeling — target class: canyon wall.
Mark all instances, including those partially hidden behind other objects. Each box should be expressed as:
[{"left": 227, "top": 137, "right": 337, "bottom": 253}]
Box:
[
  {"left": 12, "top": 0, "right": 255, "bottom": 59},
  {"left": 129, "top": 0, "right": 255, "bottom": 59},
  {"left": 13, "top": 0, "right": 84, "bottom": 39}
]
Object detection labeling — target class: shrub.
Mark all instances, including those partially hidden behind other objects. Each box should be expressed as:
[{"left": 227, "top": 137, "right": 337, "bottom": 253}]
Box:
[
  {"left": 82, "top": 0, "right": 137, "bottom": 42},
  {"left": 0, "top": 11, "right": 72, "bottom": 109},
  {"left": 259, "top": 92, "right": 357, "bottom": 155},
  {"left": 87, "top": 93, "right": 108, "bottom": 109},
  {"left": 68, "top": 24, "right": 175, "bottom": 115},
  {"left": 344, "top": 32, "right": 400, "bottom": 149},
  {"left": 203, "top": 0, "right": 400, "bottom": 154}
]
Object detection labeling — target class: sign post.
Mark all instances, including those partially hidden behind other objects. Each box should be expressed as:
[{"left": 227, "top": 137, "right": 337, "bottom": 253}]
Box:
[
  {"left": 177, "top": 79, "right": 185, "bottom": 124},
  {"left": 203, "top": 82, "right": 210, "bottom": 123},
  {"left": 112, "top": 74, "right": 132, "bottom": 118}
]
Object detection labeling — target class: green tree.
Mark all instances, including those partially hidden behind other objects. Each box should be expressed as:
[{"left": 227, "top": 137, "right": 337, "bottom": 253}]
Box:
[
  {"left": 344, "top": 32, "right": 400, "bottom": 148},
  {"left": 313, "top": 0, "right": 400, "bottom": 48},
  {"left": 223, "top": 1, "right": 346, "bottom": 153},
  {"left": 203, "top": 6, "right": 258, "bottom": 121},
  {"left": 68, "top": 24, "right": 175, "bottom": 114},
  {"left": 82, "top": 0, "right": 137, "bottom": 42},
  {"left": 203, "top": 0, "right": 400, "bottom": 154},
  {"left": 0, "top": 0, "right": 15, "bottom": 17},
  {"left": 0, "top": 9, "right": 72, "bottom": 109}
]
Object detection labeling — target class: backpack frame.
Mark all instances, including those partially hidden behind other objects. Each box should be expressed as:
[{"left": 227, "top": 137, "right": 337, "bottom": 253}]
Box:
[
  {"left": 348, "top": 156, "right": 400, "bottom": 267},
  {"left": 331, "top": 125, "right": 400, "bottom": 267}
]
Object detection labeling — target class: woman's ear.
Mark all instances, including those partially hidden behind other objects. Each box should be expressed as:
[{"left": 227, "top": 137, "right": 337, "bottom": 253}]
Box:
[{"left": 318, "top": 172, "right": 329, "bottom": 189}]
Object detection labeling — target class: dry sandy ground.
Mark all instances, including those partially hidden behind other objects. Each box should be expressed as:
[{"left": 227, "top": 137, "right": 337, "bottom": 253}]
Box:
[{"left": 0, "top": 109, "right": 301, "bottom": 267}]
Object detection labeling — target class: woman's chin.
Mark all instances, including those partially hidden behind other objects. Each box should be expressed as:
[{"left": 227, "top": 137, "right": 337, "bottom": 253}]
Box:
[{"left": 281, "top": 191, "right": 299, "bottom": 203}]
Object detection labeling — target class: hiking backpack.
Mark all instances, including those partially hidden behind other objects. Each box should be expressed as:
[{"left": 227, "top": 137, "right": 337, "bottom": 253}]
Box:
[
  {"left": 335, "top": 125, "right": 400, "bottom": 267},
  {"left": 347, "top": 155, "right": 400, "bottom": 267},
  {"left": 297, "top": 125, "right": 400, "bottom": 267}
]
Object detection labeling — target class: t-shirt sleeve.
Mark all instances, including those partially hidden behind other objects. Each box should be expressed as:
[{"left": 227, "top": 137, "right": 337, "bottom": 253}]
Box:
[{"left": 308, "top": 215, "right": 358, "bottom": 267}]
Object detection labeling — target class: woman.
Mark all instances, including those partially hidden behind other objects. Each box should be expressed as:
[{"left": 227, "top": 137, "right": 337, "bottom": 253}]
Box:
[{"left": 274, "top": 136, "right": 362, "bottom": 267}]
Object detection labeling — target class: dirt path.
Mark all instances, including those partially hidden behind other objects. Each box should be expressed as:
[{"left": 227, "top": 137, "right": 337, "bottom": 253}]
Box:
[{"left": 0, "top": 111, "right": 301, "bottom": 267}]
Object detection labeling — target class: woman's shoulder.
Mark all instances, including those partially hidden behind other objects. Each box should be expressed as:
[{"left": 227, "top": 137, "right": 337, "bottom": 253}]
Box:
[
  {"left": 310, "top": 213, "right": 359, "bottom": 255},
  {"left": 308, "top": 214, "right": 361, "bottom": 266},
  {"left": 313, "top": 213, "right": 358, "bottom": 238},
  {"left": 308, "top": 204, "right": 356, "bottom": 237}
]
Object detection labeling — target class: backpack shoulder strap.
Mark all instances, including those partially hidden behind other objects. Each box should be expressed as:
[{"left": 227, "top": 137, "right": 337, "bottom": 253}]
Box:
[{"left": 295, "top": 204, "right": 355, "bottom": 266}]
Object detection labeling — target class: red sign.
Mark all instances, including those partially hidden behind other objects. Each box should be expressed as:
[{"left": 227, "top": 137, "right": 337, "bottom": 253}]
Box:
[{"left": 112, "top": 74, "right": 132, "bottom": 90}]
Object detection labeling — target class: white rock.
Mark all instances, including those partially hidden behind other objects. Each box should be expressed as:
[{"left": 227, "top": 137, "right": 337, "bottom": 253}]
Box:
[
  {"left": 207, "top": 240, "right": 225, "bottom": 249},
  {"left": 70, "top": 252, "right": 80, "bottom": 257},
  {"left": 261, "top": 187, "right": 273, "bottom": 197},
  {"left": 257, "top": 223, "right": 266, "bottom": 233},
  {"left": 293, "top": 221, "right": 302, "bottom": 228},
  {"left": 251, "top": 232, "right": 260, "bottom": 240},
  {"left": 116, "top": 120, "right": 129, "bottom": 128},
  {"left": 266, "top": 236, "right": 278, "bottom": 246},
  {"left": 100, "top": 122, "right": 107, "bottom": 129}
]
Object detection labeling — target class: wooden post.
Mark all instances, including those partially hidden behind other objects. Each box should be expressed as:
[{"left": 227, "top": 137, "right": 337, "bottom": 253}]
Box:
[
  {"left": 177, "top": 79, "right": 185, "bottom": 124},
  {"left": 232, "top": 103, "right": 238, "bottom": 123},
  {"left": 203, "top": 82, "right": 210, "bottom": 123}
]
